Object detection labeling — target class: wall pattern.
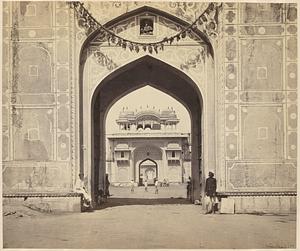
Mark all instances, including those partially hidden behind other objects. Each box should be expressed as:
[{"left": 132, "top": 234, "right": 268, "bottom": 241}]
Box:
[
  {"left": 222, "top": 3, "right": 297, "bottom": 191},
  {"left": 2, "top": 2, "right": 297, "bottom": 195},
  {"left": 2, "top": 2, "right": 75, "bottom": 192}
]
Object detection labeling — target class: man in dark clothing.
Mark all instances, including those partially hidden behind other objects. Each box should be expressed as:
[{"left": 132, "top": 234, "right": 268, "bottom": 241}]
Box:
[
  {"left": 105, "top": 174, "right": 110, "bottom": 197},
  {"left": 205, "top": 171, "right": 217, "bottom": 214},
  {"left": 186, "top": 176, "right": 192, "bottom": 200}
]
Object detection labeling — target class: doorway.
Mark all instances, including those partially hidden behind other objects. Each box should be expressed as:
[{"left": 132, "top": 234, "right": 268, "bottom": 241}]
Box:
[
  {"left": 139, "top": 158, "right": 158, "bottom": 186},
  {"left": 89, "top": 55, "right": 203, "bottom": 204}
]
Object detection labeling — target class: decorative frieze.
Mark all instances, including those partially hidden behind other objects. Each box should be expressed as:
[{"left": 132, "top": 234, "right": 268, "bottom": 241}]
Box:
[
  {"left": 240, "top": 3, "right": 283, "bottom": 24},
  {"left": 239, "top": 25, "right": 284, "bottom": 36},
  {"left": 239, "top": 92, "right": 285, "bottom": 103}
]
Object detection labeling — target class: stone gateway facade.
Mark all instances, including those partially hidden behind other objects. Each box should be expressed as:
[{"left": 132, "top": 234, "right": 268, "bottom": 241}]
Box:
[
  {"left": 2, "top": 2, "right": 297, "bottom": 213},
  {"left": 106, "top": 108, "right": 191, "bottom": 185}
]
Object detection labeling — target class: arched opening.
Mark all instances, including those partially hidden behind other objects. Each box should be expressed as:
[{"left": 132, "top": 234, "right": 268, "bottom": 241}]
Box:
[
  {"left": 105, "top": 85, "right": 191, "bottom": 195},
  {"left": 139, "top": 158, "right": 158, "bottom": 186},
  {"left": 90, "top": 55, "right": 203, "bottom": 204}
]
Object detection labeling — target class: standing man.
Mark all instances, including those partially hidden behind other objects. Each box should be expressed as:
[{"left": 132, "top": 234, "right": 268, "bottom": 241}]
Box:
[
  {"left": 130, "top": 179, "right": 135, "bottom": 193},
  {"left": 186, "top": 176, "right": 192, "bottom": 200},
  {"left": 205, "top": 171, "right": 217, "bottom": 214},
  {"left": 105, "top": 174, "right": 110, "bottom": 198},
  {"left": 144, "top": 179, "right": 148, "bottom": 192},
  {"left": 154, "top": 178, "right": 159, "bottom": 194}
]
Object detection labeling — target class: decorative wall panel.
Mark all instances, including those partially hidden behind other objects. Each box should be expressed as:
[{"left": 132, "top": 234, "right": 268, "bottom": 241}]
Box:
[
  {"left": 56, "top": 9, "right": 70, "bottom": 26},
  {"left": 18, "top": 28, "right": 54, "bottom": 39},
  {"left": 57, "top": 134, "right": 70, "bottom": 161},
  {"left": 2, "top": 106, "right": 9, "bottom": 132},
  {"left": 18, "top": 2, "right": 53, "bottom": 27},
  {"left": 287, "top": 132, "right": 297, "bottom": 159},
  {"left": 56, "top": 41, "right": 69, "bottom": 64},
  {"left": 286, "top": 63, "right": 297, "bottom": 89},
  {"left": 224, "top": 10, "right": 237, "bottom": 24},
  {"left": 286, "top": 4, "right": 297, "bottom": 23},
  {"left": 2, "top": 135, "right": 9, "bottom": 161},
  {"left": 57, "top": 105, "right": 70, "bottom": 132},
  {"left": 18, "top": 45, "right": 52, "bottom": 93},
  {"left": 228, "top": 162, "right": 296, "bottom": 189},
  {"left": 241, "top": 39, "right": 283, "bottom": 90},
  {"left": 225, "top": 38, "right": 237, "bottom": 61},
  {"left": 241, "top": 106, "right": 284, "bottom": 160},
  {"left": 13, "top": 108, "right": 54, "bottom": 161},
  {"left": 286, "top": 37, "right": 297, "bottom": 61},
  {"left": 15, "top": 94, "right": 55, "bottom": 105},
  {"left": 3, "top": 162, "right": 71, "bottom": 192},
  {"left": 57, "top": 67, "right": 69, "bottom": 92},
  {"left": 225, "top": 91, "right": 238, "bottom": 103},
  {"left": 225, "top": 105, "right": 238, "bottom": 131},
  {"left": 225, "top": 63, "right": 237, "bottom": 89},
  {"left": 226, "top": 133, "right": 238, "bottom": 160},
  {"left": 240, "top": 92, "right": 285, "bottom": 103},
  {"left": 2, "top": 3, "right": 10, "bottom": 27},
  {"left": 239, "top": 25, "right": 284, "bottom": 36},
  {"left": 287, "top": 104, "right": 297, "bottom": 129},
  {"left": 241, "top": 3, "right": 283, "bottom": 23}
]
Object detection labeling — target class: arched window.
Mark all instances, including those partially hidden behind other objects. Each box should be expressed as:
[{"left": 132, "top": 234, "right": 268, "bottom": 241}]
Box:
[{"left": 144, "top": 124, "right": 151, "bottom": 130}]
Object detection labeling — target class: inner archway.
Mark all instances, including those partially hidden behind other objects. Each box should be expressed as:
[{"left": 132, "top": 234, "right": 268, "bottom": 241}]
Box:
[
  {"left": 91, "top": 55, "right": 203, "bottom": 204},
  {"left": 139, "top": 158, "right": 158, "bottom": 186}
]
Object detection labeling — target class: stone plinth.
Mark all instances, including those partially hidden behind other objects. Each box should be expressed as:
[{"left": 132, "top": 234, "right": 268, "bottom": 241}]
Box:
[
  {"left": 220, "top": 198, "right": 235, "bottom": 214},
  {"left": 3, "top": 196, "right": 82, "bottom": 213},
  {"left": 233, "top": 196, "right": 296, "bottom": 214}
]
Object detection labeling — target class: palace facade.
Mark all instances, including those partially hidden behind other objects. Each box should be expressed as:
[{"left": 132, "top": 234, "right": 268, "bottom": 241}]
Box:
[{"left": 106, "top": 108, "right": 191, "bottom": 185}]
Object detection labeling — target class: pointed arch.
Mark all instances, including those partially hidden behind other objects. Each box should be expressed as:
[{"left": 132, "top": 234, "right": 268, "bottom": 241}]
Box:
[{"left": 88, "top": 55, "right": 203, "bottom": 203}]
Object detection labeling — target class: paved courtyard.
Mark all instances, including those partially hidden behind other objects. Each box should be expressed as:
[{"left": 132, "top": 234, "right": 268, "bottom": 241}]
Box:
[{"left": 3, "top": 186, "right": 297, "bottom": 249}]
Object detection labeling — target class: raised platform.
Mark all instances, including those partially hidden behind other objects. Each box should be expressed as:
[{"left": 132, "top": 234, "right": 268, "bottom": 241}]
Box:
[
  {"left": 217, "top": 192, "right": 297, "bottom": 214},
  {"left": 3, "top": 192, "right": 82, "bottom": 213}
]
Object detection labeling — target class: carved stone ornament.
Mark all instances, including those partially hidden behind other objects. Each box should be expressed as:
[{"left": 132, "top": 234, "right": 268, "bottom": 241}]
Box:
[{"left": 69, "top": 1, "right": 222, "bottom": 53}]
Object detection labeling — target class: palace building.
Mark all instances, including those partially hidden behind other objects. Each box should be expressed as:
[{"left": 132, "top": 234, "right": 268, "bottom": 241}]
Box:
[
  {"left": 2, "top": 2, "right": 297, "bottom": 213},
  {"left": 106, "top": 108, "right": 191, "bottom": 186}
]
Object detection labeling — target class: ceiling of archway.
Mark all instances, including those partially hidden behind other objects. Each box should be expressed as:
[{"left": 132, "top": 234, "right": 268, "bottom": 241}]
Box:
[{"left": 84, "top": 2, "right": 209, "bottom": 25}]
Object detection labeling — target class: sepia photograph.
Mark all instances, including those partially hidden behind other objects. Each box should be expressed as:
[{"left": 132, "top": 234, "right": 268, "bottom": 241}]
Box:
[{"left": 1, "top": 1, "right": 298, "bottom": 249}]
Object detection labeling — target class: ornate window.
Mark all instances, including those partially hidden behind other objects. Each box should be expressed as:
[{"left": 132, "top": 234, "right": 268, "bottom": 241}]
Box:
[{"left": 139, "top": 16, "right": 155, "bottom": 36}]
